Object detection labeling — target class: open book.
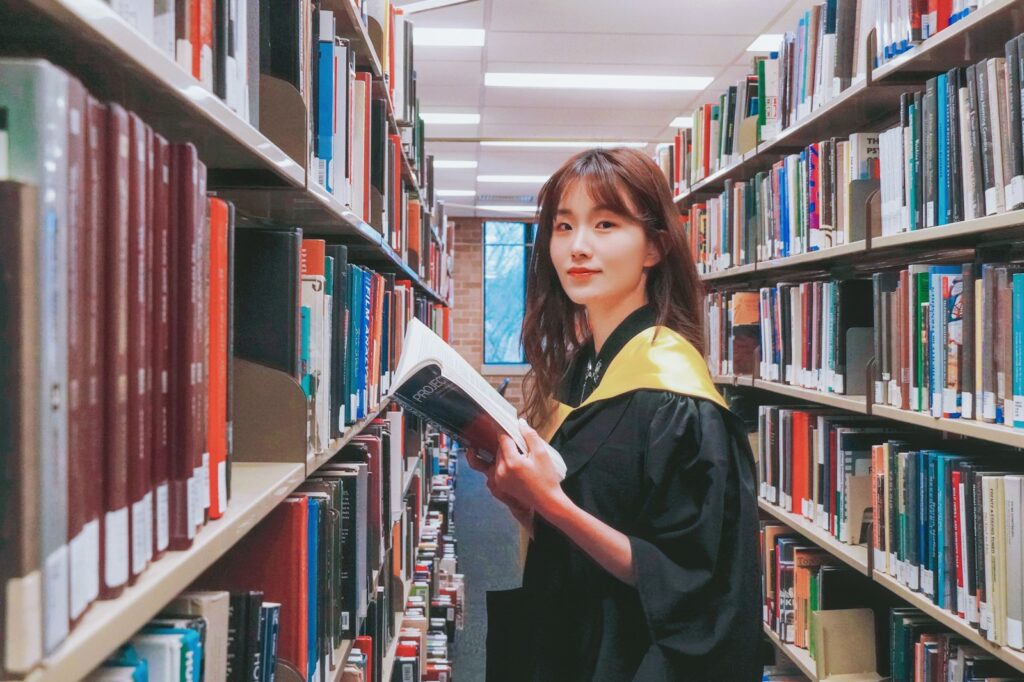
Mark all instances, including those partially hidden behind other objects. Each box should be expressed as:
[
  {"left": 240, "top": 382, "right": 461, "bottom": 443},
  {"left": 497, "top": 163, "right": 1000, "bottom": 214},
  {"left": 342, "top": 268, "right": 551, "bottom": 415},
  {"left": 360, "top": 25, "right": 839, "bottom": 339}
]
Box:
[{"left": 391, "top": 319, "right": 567, "bottom": 480}]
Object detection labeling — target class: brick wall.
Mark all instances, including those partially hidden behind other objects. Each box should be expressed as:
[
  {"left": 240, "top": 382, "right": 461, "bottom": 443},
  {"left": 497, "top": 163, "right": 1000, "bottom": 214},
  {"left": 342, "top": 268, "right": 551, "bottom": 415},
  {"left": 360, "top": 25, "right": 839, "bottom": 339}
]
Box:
[{"left": 449, "top": 217, "right": 528, "bottom": 413}]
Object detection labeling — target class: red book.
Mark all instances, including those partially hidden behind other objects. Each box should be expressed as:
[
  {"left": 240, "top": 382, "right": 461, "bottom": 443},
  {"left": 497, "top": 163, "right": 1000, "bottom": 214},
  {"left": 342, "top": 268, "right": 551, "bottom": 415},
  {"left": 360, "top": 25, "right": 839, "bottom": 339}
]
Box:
[
  {"left": 191, "top": 0, "right": 213, "bottom": 88},
  {"left": 353, "top": 636, "right": 374, "bottom": 682},
  {"left": 101, "top": 103, "right": 131, "bottom": 599},
  {"left": 66, "top": 78, "right": 98, "bottom": 624},
  {"left": 197, "top": 497, "right": 308, "bottom": 673},
  {"left": 701, "top": 104, "right": 712, "bottom": 177},
  {"left": 127, "top": 113, "right": 152, "bottom": 581},
  {"left": 169, "top": 142, "right": 199, "bottom": 551},
  {"left": 790, "top": 411, "right": 809, "bottom": 516},
  {"left": 207, "top": 198, "right": 230, "bottom": 519},
  {"left": 151, "top": 133, "right": 172, "bottom": 556},
  {"left": 951, "top": 469, "right": 965, "bottom": 619}
]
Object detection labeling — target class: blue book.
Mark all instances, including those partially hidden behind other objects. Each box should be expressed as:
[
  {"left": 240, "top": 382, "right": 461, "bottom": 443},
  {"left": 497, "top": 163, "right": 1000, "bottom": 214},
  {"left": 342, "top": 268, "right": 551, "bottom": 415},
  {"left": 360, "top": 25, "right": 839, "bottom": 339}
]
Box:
[
  {"left": 936, "top": 73, "right": 949, "bottom": 226},
  {"left": 924, "top": 452, "right": 937, "bottom": 601},
  {"left": 316, "top": 13, "right": 335, "bottom": 192},
  {"left": 306, "top": 497, "right": 320, "bottom": 681},
  {"left": 359, "top": 268, "right": 372, "bottom": 417},
  {"left": 104, "top": 644, "right": 150, "bottom": 681},
  {"left": 300, "top": 306, "right": 312, "bottom": 396},
  {"left": 779, "top": 164, "right": 790, "bottom": 257},
  {"left": 346, "top": 264, "right": 362, "bottom": 424},
  {"left": 928, "top": 266, "right": 960, "bottom": 417},
  {"left": 262, "top": 602, "right": 281, "bottom": 682},
  {"left": 1014, "top": 273, "right": 1024, "bottom": 427}
]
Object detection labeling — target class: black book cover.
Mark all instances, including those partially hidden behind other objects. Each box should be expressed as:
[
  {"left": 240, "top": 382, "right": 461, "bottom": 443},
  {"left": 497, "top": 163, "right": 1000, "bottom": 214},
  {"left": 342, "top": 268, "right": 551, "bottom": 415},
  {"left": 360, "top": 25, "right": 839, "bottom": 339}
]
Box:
[
  {"left": 233, "top": 228, "right": 303, "bottom": 378},
  {"left": 836, "top": 278, "right": 873, "bottom": 392},
  {"left": 227, "top": 593, "right": 247, "bottom": 682},
  {"left": 244, "top": 590, "right": 263, "bottom": 682},
  {"left": 254, "top": 603, "right": 267, "bottom": 682},
  {"left": 912, "top": 91, "right": 924, "bottom": 230},
  {"left": 326, "top": 244, "right": 349, "bottom": 438},
  {"left": 370, "top": 98, "right": 388, "bottom": 231},
  {"left": 725, "top": 85, "right": 737, "bottom": 156},
  {"left": 214, "top": 0, "right": 229, "bottom": 99},
  {"left": 947, "top": 68, "right": 964, "bottom": 223},
  {"left": 260, "top": 0, "right": 302, "bottom": 91}
]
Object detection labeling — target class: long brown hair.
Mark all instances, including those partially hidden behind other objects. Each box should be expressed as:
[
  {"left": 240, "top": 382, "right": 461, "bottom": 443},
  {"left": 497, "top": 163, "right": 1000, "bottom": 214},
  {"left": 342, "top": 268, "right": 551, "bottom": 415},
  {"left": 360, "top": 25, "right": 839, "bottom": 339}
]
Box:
[{"left": 521, "top": 147, "right": 705, "bottom": 426}]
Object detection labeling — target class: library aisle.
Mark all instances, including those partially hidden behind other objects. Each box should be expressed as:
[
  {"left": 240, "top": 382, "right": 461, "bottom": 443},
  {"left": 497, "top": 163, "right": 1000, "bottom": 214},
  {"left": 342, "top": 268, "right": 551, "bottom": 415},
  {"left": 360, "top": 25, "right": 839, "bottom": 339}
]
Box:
[{"left": 8, "top": 0, "right": 1024, "bottom": 680}]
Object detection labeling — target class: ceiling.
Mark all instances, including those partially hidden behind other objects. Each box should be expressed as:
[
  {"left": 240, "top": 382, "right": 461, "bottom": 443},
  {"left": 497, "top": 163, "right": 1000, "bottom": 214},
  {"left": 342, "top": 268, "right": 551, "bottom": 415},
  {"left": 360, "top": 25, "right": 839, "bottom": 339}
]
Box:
[{"left": 397, "top": 0, "right": 809, "bottom": 218}]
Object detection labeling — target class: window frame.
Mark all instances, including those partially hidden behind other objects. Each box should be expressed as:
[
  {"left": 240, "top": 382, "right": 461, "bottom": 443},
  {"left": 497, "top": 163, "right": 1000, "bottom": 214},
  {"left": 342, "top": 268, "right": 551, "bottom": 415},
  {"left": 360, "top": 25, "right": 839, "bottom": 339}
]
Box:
[{"left": 482, "top": 220, "right": 535, "bottom": 366}]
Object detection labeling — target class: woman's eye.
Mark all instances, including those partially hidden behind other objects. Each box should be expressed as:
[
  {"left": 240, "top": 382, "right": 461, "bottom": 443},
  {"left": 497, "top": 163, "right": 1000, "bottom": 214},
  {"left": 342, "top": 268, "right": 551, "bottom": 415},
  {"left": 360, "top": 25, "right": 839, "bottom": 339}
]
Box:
[
  {"left": 555, "top": 222, "right": 572, "bottom": 232},
  {"left": 596, "top": 221, "right": 616, "bottom": 229}
]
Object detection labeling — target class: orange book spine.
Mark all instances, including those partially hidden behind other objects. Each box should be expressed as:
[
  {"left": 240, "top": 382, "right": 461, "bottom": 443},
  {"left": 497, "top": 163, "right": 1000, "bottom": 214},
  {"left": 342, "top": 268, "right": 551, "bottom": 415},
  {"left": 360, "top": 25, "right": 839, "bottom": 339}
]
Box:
[{"left": 207, "top": 198, "right": 229, "bottom": 519}]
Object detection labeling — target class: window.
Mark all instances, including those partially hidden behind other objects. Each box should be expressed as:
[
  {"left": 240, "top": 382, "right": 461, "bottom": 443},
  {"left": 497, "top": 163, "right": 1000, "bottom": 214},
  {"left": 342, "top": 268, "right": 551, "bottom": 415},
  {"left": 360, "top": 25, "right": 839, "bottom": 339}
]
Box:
[{"left": 483, "top": 221, "right": 535, "bottom": 364}]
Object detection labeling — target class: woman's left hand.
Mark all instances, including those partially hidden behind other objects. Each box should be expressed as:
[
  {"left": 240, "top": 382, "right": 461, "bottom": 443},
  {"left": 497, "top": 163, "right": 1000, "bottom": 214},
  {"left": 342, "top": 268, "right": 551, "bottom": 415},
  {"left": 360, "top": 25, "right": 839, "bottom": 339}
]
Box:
[{"left": 492, "top": 420, "right": 568, "bottom": 516}]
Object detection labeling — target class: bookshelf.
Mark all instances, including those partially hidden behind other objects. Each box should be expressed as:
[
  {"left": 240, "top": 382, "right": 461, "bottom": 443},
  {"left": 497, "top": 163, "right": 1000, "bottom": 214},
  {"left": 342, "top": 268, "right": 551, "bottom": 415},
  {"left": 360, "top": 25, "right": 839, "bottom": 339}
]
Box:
[
  {"left": 691, "top": 2, "right": 1024, "bottom": 675},
  {"left": 763, "top": 623, "right": 818, "bottom": 681}
]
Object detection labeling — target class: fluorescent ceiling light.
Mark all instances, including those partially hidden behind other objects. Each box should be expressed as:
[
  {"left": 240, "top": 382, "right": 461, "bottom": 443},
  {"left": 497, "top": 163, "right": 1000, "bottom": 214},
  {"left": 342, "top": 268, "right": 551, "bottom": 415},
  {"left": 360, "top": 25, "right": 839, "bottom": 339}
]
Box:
[
  {"left": 437, "top": 189, "right": 477, "bottom": 197},
  {"left": 480, "top": 140, "right": 648, "bottom": 149},
  {"left": 414, "top": 27, "right": 485, "bottom": 46},
  {"left": 476, "top": 205, "right": 538, "bottom": 213},
  {"left": 420, "top": 112, "right": 481, "bottom": 124},
  {"left": 747, "top": 34, "right": 784, "bottom": 52},
  {"left": 400, "top": 0, "right": 476, "bottom": 13},
  {"left": 477, "top": 174, "right": 550, "bottom": 183},
  {"left": 670, "top": 116, "right": 693, "bottom": 128},
  {"left": 434, "top": 159, "right": 478, "bottom": 169},
  {"left": 484, "top": 72, "right": 712, "bottom": 91}
]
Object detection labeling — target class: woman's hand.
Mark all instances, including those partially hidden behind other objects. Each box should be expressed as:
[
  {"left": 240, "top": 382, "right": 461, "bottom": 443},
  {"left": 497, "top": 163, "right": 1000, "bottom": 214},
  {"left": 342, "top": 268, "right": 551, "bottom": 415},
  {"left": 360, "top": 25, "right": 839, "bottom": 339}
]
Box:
[
  {"left": 464, "top": 446, "right": 536, "bottom": 534},
  {"left": 491, "top": 420, "right": 568, "bottom": 517}
]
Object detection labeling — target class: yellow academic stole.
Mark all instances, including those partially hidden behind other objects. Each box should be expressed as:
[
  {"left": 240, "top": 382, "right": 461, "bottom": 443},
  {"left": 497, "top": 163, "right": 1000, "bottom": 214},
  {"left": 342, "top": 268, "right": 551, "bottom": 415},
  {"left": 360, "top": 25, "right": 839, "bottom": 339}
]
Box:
[{"left": 539, "top": 326, "right": 728, "bottom": 442}]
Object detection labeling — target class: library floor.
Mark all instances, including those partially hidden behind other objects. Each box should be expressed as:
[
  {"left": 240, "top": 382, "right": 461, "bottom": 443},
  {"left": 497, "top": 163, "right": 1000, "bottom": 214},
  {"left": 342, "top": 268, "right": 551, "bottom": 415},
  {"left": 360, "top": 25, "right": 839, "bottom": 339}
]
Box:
[{"left": 453, "top": 455, "right": 523, "bottom": 680}]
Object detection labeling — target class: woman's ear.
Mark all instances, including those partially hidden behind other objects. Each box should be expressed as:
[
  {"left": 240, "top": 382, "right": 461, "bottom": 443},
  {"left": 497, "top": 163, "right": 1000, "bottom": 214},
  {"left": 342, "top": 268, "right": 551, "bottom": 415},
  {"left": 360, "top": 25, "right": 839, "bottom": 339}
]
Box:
[{"left": 643, "top": 236, "right": 662, "bottom": 268}]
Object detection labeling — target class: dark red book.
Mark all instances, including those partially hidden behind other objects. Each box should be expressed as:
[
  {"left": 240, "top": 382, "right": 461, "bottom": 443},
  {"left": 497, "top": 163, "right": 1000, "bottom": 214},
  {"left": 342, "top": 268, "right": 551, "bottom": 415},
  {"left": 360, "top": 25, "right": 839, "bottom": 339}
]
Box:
[
  {"left": 127, "top": 112, "right": 152, "bottom": 581},
  {"left": 66, "top": 78, "right": 97, "bottom": 624},
  {"left": 151, "top": 133, "right": 173, "bottom": 559},
  {"left": 101, "top": 103, "right": 131, "bottom": 598},
  {"left": 169, "top": 142, "right": 200, "bottom": 551}
]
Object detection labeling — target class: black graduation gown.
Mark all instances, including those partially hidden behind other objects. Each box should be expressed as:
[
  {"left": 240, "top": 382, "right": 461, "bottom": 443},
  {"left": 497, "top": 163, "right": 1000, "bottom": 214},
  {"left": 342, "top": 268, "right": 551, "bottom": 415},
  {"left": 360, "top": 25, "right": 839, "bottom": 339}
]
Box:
[{"left": 485, "top": 306, "right": 762, "bottom": 682}]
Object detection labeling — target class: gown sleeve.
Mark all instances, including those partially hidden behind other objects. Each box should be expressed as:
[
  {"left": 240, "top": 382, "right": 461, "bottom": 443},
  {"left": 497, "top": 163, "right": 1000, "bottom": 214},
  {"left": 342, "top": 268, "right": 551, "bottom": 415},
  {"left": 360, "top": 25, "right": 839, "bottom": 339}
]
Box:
[{"left": 626, "top": 393, "right": 760, "bottom": 679}]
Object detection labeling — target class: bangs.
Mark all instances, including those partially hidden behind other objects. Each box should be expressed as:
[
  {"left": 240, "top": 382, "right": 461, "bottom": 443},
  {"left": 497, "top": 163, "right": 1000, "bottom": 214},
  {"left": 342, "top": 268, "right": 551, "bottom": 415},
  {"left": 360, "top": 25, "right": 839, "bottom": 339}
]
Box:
[{"left": 539, "top": 149, "right": 649, "bottom": 227}]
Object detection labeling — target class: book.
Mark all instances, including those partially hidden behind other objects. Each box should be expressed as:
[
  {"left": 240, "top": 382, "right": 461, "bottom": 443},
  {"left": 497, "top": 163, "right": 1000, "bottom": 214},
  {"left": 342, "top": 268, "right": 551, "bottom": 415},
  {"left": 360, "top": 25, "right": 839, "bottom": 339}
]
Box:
[{"left": 391, "top": 319, "right": 566, "bottom": 478}]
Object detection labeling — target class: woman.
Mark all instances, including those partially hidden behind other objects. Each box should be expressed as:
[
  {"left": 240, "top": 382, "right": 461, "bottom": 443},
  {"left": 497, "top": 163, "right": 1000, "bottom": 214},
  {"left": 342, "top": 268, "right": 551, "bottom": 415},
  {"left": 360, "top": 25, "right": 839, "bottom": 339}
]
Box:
[{"left": 468, "top": 147, "right": 762, "bottom": 681}]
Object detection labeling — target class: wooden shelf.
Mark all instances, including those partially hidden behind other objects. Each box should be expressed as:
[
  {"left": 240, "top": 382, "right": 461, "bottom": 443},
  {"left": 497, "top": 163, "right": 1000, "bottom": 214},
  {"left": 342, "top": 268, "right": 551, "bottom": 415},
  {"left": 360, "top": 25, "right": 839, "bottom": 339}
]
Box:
[
  {"left": 758, "top": 500, "right": 870, "bottom": 576},
  {"left": 763, "top": 623, "right": 818, "bottom": 681},
  {"left": 750, "top": 380, "right": 868, "bottom": 413},
  {"left": 1, "top": 0, "right": 305, "bottom": 187},
  {"left": 869, "top": 404, "right": 1024, "bottom": 449},
  {"left": 24, "top": 462, "right": 306, "bottom": 682},
  {"left": 872, "top": 0, "right": 1024, "bottom": 83},
  {"left": 873, "top": 571, "right": 1024, "bottom": 672},
  {"left": 870, "top": 209, "right": 1024, "bottom": 252}
]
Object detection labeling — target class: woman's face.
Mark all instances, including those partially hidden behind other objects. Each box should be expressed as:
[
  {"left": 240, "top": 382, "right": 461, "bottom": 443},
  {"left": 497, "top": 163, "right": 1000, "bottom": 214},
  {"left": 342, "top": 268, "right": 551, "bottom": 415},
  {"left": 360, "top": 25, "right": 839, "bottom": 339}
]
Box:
[{"left": 549, "top": 180, "right": 660, "bottom": 310}]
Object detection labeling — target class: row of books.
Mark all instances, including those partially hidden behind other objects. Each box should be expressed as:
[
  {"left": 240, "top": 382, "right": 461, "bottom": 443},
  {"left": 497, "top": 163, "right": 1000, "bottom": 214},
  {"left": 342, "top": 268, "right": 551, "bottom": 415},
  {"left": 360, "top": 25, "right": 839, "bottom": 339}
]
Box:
[
  {"left": 87, "top": 590, "right": 280, "bottom": 682},
  {"left": 236, "top": 229, "right": 450, "bottom": 451},
  {"left": 757, "top": 401, "right": 1024, "bottom": 656},
  {"left": 761, "top": 521, "right": 1024, "bottom": 680},
  {"left": 878, "top": 35, "right": 1024, "bottom": 236},
  {"left": 84, "top": 430, "right": 462, "bottom": 682},
  {"left": 873, "top": 443, "right": 1024, "bottom": 651},
  {"left": 705, "top": 281, "right": 875, "bottom": 395},
  {"left": 0, "top": 59, "right": 232, "bottom": 675},
  {"left": 685, "top": 132, "right": 880, "bottom": 272},
  {"left": 657, "top": 62, "right": 762, "bottom": 192},
  {"left": 872, "top": 262, "right": 1024, "bottom": 427},
  {"left": 875, "top": 0, "right": 998, "bottom": 68}
]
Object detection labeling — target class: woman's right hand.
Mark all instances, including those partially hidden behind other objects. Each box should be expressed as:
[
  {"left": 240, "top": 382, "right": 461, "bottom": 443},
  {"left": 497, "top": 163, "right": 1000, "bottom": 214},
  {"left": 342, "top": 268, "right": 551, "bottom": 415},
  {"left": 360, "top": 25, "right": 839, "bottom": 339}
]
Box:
[{"left": 464, "top": 447, "right": 535, "bottom": 536}]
